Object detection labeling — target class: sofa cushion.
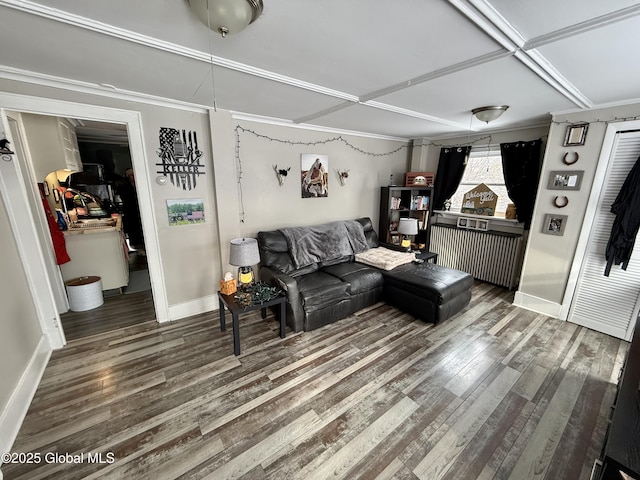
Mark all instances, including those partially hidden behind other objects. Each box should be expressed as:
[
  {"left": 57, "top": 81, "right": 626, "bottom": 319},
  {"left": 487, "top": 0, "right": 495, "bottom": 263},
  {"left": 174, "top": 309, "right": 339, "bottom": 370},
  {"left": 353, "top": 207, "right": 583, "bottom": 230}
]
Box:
[
  {"left": 322, "top": 262, "right": 384, "bottom": 295},
  {"left": 355, "top": 247, "right": 416, "bottom": 271},
  {"left": 297, "top": 272, "right": 350, "bottom": 312}
]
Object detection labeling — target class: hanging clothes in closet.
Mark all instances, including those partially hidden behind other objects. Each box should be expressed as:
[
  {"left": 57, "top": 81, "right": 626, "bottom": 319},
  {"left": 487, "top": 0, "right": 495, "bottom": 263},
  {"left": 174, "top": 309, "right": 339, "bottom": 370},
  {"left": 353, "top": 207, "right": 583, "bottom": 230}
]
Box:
[{"left": 604, "top": 154, "right": 640, "bottom": 276}]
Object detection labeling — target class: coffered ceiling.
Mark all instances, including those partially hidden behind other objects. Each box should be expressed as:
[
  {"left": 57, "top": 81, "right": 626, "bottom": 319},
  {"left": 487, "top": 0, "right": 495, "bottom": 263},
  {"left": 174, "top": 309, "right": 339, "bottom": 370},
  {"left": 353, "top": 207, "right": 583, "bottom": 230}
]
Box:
[{"left": 1, "top": 0, "right": 639, "bottom": 139}]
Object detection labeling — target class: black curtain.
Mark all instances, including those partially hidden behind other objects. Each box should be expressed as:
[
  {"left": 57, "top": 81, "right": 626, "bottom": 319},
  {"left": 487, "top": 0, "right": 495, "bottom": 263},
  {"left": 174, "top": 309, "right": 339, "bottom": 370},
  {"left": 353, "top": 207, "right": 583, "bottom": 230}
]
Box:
[
  {"left": 433, "top": 146, "right": 471, "bottom": 211},
  {"left": 500, "top": 139, "right": 543, "bottom": 229}
]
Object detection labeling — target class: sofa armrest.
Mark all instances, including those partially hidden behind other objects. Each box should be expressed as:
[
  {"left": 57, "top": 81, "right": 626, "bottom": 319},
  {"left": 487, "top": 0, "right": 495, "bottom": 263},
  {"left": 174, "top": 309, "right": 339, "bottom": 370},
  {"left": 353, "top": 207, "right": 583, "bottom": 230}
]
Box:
[
  {"left": 379, "top": 242, "right": 410, "bottom": 253},
  {"left": 259, "top": 266, "right": 304, "bottom": 332}
]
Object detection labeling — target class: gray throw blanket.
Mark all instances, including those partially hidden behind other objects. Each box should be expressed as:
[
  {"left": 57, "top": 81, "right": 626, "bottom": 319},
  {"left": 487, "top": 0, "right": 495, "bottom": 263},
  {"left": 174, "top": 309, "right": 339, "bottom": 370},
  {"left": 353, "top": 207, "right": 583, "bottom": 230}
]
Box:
[{"left": 280, "top": 220, "right": 369, "bottom": 269}]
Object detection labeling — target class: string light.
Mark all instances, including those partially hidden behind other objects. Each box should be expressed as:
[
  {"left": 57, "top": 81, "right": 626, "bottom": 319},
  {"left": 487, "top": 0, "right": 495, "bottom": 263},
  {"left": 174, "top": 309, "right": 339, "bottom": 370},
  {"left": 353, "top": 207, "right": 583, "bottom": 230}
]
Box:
[
  {"left": 233, "top": 125, "right": 414, "bottom": 223},
  {"left": 551, "top": 114, "right": 640, "bottom": 126},
  {"left": 233, "top": 125, "right": 502, "bottom": 223},
  {"left": 235, "top": 125, "right": 409, "bottom": 156}
]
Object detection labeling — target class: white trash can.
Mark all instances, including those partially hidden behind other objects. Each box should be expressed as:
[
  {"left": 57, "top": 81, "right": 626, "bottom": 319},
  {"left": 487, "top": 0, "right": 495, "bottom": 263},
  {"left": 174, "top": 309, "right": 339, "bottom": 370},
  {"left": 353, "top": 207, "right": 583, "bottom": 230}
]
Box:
[{"left": 66, "top": 276, "right": 104, "bottom": 312}]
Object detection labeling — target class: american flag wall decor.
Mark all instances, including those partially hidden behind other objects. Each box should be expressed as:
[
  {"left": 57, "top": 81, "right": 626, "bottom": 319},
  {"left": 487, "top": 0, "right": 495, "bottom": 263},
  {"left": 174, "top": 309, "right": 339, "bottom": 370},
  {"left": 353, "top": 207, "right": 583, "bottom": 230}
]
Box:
[{"left": 156, "top": 127, "right": 205, "bottom": 190}]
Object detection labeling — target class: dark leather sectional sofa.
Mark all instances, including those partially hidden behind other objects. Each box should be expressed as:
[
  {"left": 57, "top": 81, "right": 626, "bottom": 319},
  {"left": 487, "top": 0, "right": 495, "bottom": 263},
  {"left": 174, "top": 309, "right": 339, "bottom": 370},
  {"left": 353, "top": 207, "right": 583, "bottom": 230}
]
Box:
[{"left": 257, "top": 217, "right": 473, "bottom": 332}]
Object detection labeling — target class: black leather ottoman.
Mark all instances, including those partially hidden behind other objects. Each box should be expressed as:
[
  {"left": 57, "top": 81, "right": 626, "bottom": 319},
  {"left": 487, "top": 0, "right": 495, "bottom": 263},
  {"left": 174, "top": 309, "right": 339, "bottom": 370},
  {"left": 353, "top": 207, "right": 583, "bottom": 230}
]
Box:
[{"left": 381, "top": 262, "right": 473, "bottom": 323}]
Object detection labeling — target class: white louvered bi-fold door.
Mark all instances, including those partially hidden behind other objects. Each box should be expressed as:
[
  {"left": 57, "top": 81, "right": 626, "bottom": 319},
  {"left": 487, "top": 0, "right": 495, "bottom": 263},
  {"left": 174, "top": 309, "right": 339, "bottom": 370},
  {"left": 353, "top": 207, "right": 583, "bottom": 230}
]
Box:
[{"left": 568, "top": 132, "right": 640, "bottom": 340}]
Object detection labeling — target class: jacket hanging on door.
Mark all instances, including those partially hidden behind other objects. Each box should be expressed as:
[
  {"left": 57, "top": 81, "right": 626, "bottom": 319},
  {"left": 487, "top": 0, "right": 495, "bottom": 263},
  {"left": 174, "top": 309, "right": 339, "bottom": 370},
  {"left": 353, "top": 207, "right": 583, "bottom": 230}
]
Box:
[{"left": 605, "top": 155, "right": 640, "bottom": 276}]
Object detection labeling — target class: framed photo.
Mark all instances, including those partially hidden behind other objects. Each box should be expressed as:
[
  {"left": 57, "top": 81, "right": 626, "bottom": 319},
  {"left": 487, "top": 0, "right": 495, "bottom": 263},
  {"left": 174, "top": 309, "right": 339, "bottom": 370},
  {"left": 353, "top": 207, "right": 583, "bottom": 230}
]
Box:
[
  {"left": 548, "top": 170, "right": 584, "bottom": 190},
  {"left": 543, "top": 214, "right": 567, "bottom": 236},
  {"left": 166, "top": 198, "right": 205, "bottom": 226},
  {"left": 42, "top": 182, "right": 50, "bottom": 196},
  {"left": 52, "top": 188, "right": 60, "bottom": 203},
  {"left": 563, "top": 123, "right": 588, "bottom": 146},
  {"left": 301, "top": 154, "right": 328, "bottom": 198}
]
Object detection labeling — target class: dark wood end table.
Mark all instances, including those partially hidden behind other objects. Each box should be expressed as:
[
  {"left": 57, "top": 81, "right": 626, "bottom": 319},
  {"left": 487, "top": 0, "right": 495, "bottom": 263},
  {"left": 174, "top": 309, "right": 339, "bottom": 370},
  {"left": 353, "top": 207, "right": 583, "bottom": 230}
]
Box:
[
  {"left": 415, "top": 251, "right": 438, "bottom": 263},
  {"left": 217, "top": 291, "right": 286, "bottom": 356}
]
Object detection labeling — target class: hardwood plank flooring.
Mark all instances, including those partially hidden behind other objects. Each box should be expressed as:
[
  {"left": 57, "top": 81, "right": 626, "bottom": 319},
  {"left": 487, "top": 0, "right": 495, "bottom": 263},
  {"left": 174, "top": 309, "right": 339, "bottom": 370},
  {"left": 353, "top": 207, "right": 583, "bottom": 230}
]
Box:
[
  {"left": 2, "top": 282, "right": 628, "bottom": 480},
  {"left": 60, "top": 251, "right": 154, "bottom": 341}
]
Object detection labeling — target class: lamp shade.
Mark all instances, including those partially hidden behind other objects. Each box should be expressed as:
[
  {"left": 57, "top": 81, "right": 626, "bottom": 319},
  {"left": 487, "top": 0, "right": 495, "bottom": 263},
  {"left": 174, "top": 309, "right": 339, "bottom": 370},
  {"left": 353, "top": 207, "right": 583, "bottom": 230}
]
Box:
[
  {"left": 188, "top": 0, "right": 263, "bottom": 37},
  {"left": 229, "top": 237, "right": 260, "bottom": 267},
  {"left": 398, "top": 218, "right": 419, "bottom": 235},
  {"left": 472, "top": 105, "right": 509, "bottom": 123}
]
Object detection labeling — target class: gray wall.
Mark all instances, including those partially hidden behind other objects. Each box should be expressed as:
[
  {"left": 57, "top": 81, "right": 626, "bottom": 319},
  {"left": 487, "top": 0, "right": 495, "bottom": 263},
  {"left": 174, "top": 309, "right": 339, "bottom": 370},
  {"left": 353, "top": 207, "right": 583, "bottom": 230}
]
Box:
[
  {"left": 209, "top": 113, "right": 410, "bottom": 274},
  {"left": 0, "top": 193, "right": 43, "bottom": 415},
  {"left": 0, "top": 78, "right": 410, "bottom": 312},
  {"left": 519, "top": 102, "right": 640, "bottom": 308}
]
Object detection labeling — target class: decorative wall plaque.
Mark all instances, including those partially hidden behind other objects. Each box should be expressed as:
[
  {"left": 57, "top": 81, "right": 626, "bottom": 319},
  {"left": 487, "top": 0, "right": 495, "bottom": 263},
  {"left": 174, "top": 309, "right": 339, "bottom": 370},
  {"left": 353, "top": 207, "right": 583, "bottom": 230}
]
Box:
[
  {"left": 460, "top": 183, "right": 498, "bottom": 216},
  {"left": 156, "top": 127, "right": 204, "bottom": 191}
]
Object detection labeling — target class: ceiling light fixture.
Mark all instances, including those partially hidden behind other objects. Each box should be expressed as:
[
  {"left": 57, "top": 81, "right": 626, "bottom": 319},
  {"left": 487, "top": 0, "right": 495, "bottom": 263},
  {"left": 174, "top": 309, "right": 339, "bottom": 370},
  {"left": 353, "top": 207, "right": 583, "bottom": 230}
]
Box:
[
  {"left": 187, "top": 0, "right": 263, "bottom": 37},
  {"left": 471, "top": 105, "right": 509, "bottom": 124}
]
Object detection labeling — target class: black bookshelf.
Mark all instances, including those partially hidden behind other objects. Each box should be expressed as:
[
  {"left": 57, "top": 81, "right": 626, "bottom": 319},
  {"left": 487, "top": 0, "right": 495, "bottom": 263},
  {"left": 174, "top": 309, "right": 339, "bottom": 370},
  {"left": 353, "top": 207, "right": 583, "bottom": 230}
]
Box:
[{"left": 379, "top": 186, "right": 433, "bottom": 249}]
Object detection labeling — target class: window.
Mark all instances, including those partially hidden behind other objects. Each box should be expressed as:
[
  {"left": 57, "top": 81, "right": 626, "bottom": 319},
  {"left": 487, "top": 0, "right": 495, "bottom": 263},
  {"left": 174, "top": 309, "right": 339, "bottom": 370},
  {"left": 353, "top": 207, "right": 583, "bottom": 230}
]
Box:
[{"left": 449, "top": 147, "right": 512, "bottom": 215}]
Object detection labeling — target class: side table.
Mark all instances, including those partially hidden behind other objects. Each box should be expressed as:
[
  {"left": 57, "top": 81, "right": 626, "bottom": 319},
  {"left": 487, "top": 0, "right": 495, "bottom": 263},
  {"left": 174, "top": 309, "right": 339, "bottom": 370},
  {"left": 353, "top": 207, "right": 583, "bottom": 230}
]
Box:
[
  {"left": 415, "top": 251, "right": 438, "bottom": 263},
  {"left": 218, "top": 291, "right": 286, "bottom": 356}
]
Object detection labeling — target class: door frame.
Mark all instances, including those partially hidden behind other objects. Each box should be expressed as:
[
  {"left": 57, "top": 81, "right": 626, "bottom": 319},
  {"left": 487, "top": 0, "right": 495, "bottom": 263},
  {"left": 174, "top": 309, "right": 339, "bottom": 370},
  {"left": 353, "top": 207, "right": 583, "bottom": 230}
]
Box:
[
  {"left": 561, "top": 119, "right": 640, "bottom": 340},
  {"left": 0, "top": 92, "right": 169, "bottom": 349}
]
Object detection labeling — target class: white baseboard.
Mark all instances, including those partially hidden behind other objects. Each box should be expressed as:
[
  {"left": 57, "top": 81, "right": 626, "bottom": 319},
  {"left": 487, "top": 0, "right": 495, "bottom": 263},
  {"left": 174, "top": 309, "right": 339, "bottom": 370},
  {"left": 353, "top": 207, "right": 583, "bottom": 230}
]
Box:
[
  {"left": 513, "top": 291, "right": 563, "bottom": 318},
  {"left": 0, "top": 336, "right": 51, "bottom": 460},
  {"left": 166, "top": 293, "right": 219, "bottom": 322}
]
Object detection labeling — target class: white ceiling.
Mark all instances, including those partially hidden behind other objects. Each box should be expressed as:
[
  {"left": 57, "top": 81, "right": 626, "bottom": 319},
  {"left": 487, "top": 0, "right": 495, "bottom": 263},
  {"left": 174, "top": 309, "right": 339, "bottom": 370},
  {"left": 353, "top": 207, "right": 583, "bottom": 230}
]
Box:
[{"left": 1, "top": 0, "right": 640, "bottom": 140}]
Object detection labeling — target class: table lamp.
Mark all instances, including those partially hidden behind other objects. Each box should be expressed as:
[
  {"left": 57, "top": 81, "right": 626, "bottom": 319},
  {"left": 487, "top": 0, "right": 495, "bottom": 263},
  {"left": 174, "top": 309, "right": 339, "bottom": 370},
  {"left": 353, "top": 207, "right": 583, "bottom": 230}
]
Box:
[
  {"left": 398, "top": 218, "right": 418, "bottom": 249},
  {"left": 229, "top": 237, "right": 260, "bottom": 289}
]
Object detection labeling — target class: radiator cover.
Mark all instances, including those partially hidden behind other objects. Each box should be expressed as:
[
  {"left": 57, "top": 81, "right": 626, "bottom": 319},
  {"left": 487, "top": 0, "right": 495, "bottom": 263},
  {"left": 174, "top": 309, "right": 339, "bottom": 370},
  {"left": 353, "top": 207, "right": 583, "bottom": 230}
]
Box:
[{"left": 431, "top": 225, "right": 524, "bottom": 289}]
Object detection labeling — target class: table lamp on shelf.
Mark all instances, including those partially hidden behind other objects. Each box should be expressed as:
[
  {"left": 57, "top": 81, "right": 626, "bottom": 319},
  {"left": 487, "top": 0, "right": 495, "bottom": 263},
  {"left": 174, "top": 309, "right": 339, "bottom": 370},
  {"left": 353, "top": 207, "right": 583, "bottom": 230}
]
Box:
[
  {"left": 229, "top": 237, "right": 261, "bottom": 289},
  {"left": 397, "top": 218, "right": 418, "bottom": 250}
]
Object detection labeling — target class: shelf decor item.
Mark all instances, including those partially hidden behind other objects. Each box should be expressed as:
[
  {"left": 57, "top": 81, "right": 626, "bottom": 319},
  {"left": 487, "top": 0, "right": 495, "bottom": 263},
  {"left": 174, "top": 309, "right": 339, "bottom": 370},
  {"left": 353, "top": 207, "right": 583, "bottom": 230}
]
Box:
[
  {"left": 460, "top": 183, "right": 497, "bottom": 216},
  {"left": 219, "top": 272, "right": 237, "bottom": 295},
  {"left": 405, "top": 172, "right": 435, "bottom": 187},
  {"left": 456, "top": 216, "right": 489, "bottom": 231}
]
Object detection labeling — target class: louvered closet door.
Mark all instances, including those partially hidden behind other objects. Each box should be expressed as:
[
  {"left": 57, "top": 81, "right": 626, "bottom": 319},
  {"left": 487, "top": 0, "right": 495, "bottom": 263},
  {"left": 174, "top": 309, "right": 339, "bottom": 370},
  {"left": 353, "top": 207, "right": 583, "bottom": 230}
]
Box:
[{"left": 568, "top": 132, "right": 640, "bottom": 340}]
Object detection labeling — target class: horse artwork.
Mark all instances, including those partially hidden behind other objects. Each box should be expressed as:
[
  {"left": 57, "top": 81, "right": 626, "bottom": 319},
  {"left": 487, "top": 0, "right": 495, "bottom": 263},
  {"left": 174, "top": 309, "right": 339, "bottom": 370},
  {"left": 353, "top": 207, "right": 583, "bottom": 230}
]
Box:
[{"left": 300, "top": 154, "right": 329, "bottom": 198}]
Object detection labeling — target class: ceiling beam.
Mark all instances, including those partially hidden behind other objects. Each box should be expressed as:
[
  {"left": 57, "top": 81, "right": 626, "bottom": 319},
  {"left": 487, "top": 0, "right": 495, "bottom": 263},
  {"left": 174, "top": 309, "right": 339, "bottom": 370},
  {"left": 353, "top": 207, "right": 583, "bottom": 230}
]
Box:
[{"left": 456, "top": 0, "right": 592, "bottom": 108}]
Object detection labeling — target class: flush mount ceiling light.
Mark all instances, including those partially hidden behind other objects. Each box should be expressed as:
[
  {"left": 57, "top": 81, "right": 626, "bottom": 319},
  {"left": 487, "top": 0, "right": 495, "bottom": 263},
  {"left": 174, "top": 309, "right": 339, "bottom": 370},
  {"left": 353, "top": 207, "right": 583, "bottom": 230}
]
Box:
[
  {"left": 472, "top": 105, "right": 509, "bottom": 123},
  {"left": 187, "top": 0, "right": 263, "bottom": 37}
]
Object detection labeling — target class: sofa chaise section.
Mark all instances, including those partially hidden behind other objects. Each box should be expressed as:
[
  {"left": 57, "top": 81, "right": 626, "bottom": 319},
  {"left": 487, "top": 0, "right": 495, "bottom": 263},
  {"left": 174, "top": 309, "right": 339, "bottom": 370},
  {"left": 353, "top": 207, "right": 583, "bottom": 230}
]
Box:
[{"left": 258, "top": 217, "right": 472, "bottom": 332}]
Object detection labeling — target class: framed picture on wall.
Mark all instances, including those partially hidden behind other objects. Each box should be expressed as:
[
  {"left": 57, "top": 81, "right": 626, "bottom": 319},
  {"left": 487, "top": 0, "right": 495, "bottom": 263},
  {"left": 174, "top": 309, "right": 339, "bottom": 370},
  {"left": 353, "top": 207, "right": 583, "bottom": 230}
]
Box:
[
  {"left": 563, "top": 123, "right": 589, "bottom": 146},
  {"left": 300, "top": 154, "right": 328, "bottom": 198},
  {"left": 542, "top": 214, "right": 568, "bottom": 236},
  {"left": 548, "top": 170, "right": 584, "bottom": 190},
  {"left": 167, "top": 198, "right": 205, "bottom": 226}
]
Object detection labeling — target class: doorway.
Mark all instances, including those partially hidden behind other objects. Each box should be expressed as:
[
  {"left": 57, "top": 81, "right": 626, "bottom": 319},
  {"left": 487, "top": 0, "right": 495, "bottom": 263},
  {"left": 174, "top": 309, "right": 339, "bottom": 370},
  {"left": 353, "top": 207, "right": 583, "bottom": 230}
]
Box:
[
  {"left": 60, "top": 121, "right": 155, "bottom": 340},
  {"left": 0, "top": 93, "right": 169, "bottom": 349},
  {"left": 563, "top": 123, "right": 640, "bottom": 341}
]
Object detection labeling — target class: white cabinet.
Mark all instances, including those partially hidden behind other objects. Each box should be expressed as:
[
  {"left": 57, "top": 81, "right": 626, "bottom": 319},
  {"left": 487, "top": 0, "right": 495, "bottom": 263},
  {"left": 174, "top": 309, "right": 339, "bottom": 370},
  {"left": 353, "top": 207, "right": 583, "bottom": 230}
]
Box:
[
  {"left": 57, "top": 118, "right": 82, "bottom": 172},
  {"left": 21, "top": 113, "right": 83, "bottom": 181}
]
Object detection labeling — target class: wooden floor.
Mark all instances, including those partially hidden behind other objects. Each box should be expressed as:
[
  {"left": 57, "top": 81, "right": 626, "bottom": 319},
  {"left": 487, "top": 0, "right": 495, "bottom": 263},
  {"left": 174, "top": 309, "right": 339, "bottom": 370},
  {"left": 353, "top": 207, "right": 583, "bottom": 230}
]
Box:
[
  {"left": 4, "top": 282, "right": 627, "bottom": 480},
  {"left": 60, "top": 251, "right": 154, "bottom": 341}
]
